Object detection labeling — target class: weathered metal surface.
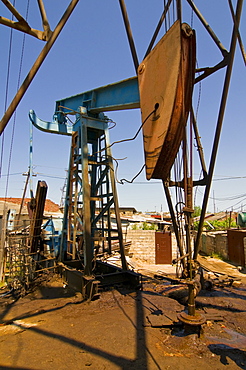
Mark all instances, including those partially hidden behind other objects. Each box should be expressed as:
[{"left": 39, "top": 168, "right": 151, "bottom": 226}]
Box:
[
  {"left": 193, "top": 0, "right": 244, "bottom": 259},
  {"left": 177, "top": 310, "right": 206, "bottom": 326},
  {"left": 155, "top": 231, "right": 172, "bottom": 264},
  {"left": 58, "top": 261, "right": 141, "bottom": 299},
  {"left": 60, "top": 116, "right": 128, "bottom": 275},
  {"left": 55, "top": 76, "right": 139, "bottom": 117},
  {"left": 178, "top": 270, "right": 206, "bottom": 327},
  {"left": 29, "top": 77, "right": 140, "bottom": 136},
  {"left": 227, "top": 229, "right": 246, "bottom": 267},
  {"left": 138, "top": 20, "right": 196, "bottom": 180},
  {"left": 0, "top": 0, "right": 80, "bottom": 135},
  {"left": 29, "top": 181, "right": 48, "bottom": 253},
  {"left": 0, "top": 0, "right": 50, "bottom": 41}
]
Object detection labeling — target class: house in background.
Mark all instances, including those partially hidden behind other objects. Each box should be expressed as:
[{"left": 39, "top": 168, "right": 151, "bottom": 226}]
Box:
[{"left": 0, "top": 197, "right": 62, "bottom": 235}]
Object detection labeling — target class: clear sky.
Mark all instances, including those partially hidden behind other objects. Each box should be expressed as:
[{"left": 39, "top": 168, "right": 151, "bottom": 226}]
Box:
[{"left": 0, "top": 1, "right": 245, "bottom": 213}]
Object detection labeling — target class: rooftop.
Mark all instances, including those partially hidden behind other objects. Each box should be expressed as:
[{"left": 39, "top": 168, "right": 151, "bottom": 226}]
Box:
[{"left": 0, "top": 197, "right": 60, "bottom": 213}]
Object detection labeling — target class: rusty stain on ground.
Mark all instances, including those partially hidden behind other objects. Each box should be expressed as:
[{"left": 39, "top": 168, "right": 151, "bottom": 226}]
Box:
[{"left": 0, "top": 265, "right": 246, "bottom": 369}]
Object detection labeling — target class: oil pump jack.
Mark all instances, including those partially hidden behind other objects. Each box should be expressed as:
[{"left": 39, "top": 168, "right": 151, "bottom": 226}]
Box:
[
  {"left": 27, "top": 0, "right": 244, "bottom": 327},
  {"left": 29, "top": 19, "right": 198, "bottom": 301},
  {"left": 30, "top": 77, "right": 141, "bottom": 297}
]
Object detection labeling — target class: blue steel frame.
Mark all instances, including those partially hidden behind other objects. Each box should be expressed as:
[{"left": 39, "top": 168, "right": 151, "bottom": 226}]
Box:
[
  {"left": 29, "top": 76, "right": 140, "bottom": 136},
  {"left": 29, "top": 77, "right": 139, "bottom": 274}
]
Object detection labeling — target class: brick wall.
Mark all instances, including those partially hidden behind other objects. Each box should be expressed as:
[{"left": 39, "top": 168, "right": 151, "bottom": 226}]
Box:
[
  {"left": 127, "top": 229, "right": 156, "bottom": 264},
  {"left": 126, "top": 230, "right": 177, "bottom": 264}
]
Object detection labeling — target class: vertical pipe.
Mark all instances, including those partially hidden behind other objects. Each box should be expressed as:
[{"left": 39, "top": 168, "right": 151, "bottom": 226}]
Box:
[
  {"left": 191, "top": 109, "right": 207, "bottom": 177},
  {"left": 16, "top": 171, "right": 30, "bottom": 230},
  {"left": 0, "top": 207, "right": 7, "bottom": 282},
  {"left": 163, "top": 181, "right": 185, "bottom": 268},
  {"left": 29, "top": 119, "right": 34, "bottom": 198},
  {"left": 59, "top": 139, "right": 73, "bottom": 262},
  {"left": 194, "top": 0, "right": 243, "bottom": 260},
  {"left": 82, "top": 123, "right": 93, "bottom": 275}
]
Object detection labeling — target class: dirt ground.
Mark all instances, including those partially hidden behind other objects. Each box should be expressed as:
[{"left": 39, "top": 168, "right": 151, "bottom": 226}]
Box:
[{"left": 1, "top": 267, "right": 246, "bottom": 370}]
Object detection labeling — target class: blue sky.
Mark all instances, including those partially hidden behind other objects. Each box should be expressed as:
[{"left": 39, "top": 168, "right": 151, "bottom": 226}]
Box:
[{"left": 0, "top": 1, "right": 245, "bottom": 213}]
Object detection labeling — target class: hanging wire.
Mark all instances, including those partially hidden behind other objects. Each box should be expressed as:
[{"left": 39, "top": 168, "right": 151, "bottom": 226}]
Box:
[
  {"left": 195, "top": 63, "right": 202, "bottom": 122},
  {"left": 107, "top": 119, "right": 117, "bottom": 129},
  {"left": 90, "top": 108, "right": 156, "bottom": 160},
  {"left": 191, "top": 1, "right": 194, "bottom": 28},
  {"left": 107, "top": 108, "right": 156, "bottom": 149},
  {"left": 4, "top": 0, "right": 30, "bottom": 200},
  {"left": 88, "top": 108, "right": 157, "bottom": 188},
  {"left": 0, "top": 0, "right": 16, "bottom": 181},
  {"left": 117, "top": 164, "right": 146, "bottom": 185}
]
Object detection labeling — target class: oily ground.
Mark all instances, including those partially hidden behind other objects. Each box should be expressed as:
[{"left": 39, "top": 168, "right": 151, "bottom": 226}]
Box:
[{"left": 1, "top": 271, "right": 246, "bottom": 370}]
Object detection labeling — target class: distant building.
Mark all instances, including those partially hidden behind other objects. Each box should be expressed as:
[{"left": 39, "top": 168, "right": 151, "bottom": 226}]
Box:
[{"left": 0, "top": 198, "right": 62, "bottom": 234}]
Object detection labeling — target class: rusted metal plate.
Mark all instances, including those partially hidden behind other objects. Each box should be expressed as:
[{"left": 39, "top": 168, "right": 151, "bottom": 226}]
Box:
[
  {"left": 227, "top": 229, "right": 246, "bottom": 267},
  {"left": 29, "top": 181, "right": 48, "bottom": 253},
  {"left": 138, "top": 20, "right": 196, "bottom": 180},
  {"left": 155, "top": 231, "right": 172, "bottom": 264}
]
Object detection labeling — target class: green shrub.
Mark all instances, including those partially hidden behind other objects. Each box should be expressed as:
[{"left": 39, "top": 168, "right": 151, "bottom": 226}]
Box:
[{"left": 193, "top": 219, "right": 237, "bottom": 231}]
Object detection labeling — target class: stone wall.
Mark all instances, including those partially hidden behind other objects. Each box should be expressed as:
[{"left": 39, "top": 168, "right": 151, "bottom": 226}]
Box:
[{"left": 200, "top": 231, "right": 228, "bottom": 260}]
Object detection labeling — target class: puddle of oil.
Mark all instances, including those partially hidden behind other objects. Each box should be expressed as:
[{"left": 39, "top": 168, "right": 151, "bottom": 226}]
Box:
[{"left": 206, "top": 328, "right": 246, "bottom": 350}]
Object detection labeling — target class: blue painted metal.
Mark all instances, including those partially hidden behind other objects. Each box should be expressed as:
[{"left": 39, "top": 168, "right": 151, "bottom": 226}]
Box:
[
  {"left": 56, "top": 76, "right": 139, "bottom": 115},
  {"left": 7, "top": 209, "right": 16, "bottom": 231},
  {"left": 29, "top": 77, "right": 140, "bottom": 135},
  {"left": 42, "top": 217, "right": 63, "bottom": 257},
  {"left": 29, "top": 77, "right": 137, "bottom": 273},
  {"left": 29, "top": 118, "right": 34, "bottom": 198},
  {"left": 29, "top": 109, "right": 73, "bottom": 136}
]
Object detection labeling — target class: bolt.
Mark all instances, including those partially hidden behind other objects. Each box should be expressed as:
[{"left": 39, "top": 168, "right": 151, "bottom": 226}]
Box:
[{"left": 138, "top": 64, "right": 145, "bottom": 74}]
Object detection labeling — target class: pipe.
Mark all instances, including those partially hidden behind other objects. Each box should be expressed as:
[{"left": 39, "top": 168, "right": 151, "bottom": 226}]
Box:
[
  {"left": 186, "top": 0, "right": 228, "bottom": 57},
  {"left": 194, "top": 0, "right": 244, "bottom": 260},
  {"left": 144, "top": 0, "right": 173, "bottom": 59},
  {"left": 0, "top": 0, "right": 80, "bottom": 135},
  {"left": 118, "top": 0, "right": 139, "bottom": 73}
]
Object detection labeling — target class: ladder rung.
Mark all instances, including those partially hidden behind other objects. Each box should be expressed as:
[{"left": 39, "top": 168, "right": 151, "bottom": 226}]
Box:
[
  {"left": 88, "top": 160, "right": 108, "bottom": 165},
  {"left": 90, "top": 197, "right": 101, "bottom": 201}
]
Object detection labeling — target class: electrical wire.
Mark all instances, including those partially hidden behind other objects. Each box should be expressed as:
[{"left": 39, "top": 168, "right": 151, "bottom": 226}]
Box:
[
  {"left": 213, "top": 175, "right": 246, "bottom": 181},
  {"left": 92, "top": 108, "right": 156, "bottom": 185},
  {"left": 3, "top": 0, "right": 30, "bottom": 202},
  {"left": 0, "top": 0, "right": 15, "bottom": 180},
  {"left": 106, "top": 108, "right": 156, "bottom": 150},
  {"left": 191, "top": 1, "right": 194, "bottom": 28},
  {"left": 36, "top": 173, "right": 66, "bottom": 180},
  {"left": 117, "top": 164, "right": 146, "bottom": 185}
]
